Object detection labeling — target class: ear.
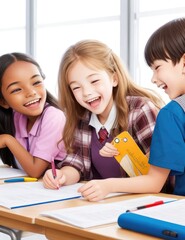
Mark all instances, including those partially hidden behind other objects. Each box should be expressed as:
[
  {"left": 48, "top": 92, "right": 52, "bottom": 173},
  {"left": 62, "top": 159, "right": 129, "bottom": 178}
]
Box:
[
  {"left": 182, "top": 53, "right": 185, "bottom": 74},
  {"left": 0, "top": 99, "right": 10, "bottom": 109},
  {"left": 112, "top": 73, "right": 118, "bottom": 87}
]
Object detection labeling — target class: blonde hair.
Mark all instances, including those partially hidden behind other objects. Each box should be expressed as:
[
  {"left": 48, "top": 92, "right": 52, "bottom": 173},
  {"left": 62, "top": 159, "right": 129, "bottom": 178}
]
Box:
[{"left": 58, "top": 39, "right": 164, "bottom": 153}]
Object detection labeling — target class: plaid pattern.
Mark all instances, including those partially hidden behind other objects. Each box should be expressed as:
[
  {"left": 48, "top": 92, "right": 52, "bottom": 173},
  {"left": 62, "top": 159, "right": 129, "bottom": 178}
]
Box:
[
  {"left": 127, "top": 96, "right": 158, "bottom": 154},
  {"left": 59, "top": 96, "right": 159, "bottom": 180}
]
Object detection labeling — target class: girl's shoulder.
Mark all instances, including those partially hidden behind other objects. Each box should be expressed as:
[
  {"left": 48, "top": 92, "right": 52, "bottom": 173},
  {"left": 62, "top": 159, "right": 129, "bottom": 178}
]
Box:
[
  {"left": 13, "top": 111, "right": 24, "bottom": 122},
  {"left": 42, "top": 104, "right": 65, "bottom": 119},
  {"left": 126, "top": 95, "right": 155, "bottom": 109}
]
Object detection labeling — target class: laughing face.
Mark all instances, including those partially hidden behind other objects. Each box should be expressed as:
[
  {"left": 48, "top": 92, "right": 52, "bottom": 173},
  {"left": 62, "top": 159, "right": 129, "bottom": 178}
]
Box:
[
  {"left": 68, "top": 61, "right": 118, "bottom": 124},
  {"left": 150, "top": 57, "right": 185, "bottom": 99},
  {"left": 1, "top": 61, "right": 47, "bottom": 122}
]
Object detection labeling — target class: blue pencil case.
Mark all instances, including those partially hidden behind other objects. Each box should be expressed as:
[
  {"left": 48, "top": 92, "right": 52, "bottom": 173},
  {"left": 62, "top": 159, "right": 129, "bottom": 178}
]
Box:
[{"left": 118, "top": 212, "right": 185, "bottom": 240}]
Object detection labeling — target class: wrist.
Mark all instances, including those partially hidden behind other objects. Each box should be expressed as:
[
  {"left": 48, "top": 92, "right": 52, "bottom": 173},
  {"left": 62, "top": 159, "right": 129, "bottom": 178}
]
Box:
[{"left": 104, "top": 178, "right": 116, "bottom": 192}]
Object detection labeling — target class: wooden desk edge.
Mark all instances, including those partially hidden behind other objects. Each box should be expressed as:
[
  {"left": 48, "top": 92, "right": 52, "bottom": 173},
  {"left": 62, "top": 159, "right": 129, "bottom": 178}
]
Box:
[{"left": 35, "top": 193, "right": 185, "bottom": 240}]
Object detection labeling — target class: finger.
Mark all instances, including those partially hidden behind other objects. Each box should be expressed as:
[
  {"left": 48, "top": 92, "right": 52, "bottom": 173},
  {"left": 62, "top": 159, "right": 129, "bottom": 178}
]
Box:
[
  {"left": 105, "top": 148, "right": 119, "bottom": 156},
  {"left": 43, "top": 174, "right": 59, "bottom": 189},
  {"left": 104, "top": 142, "right": 117, "bottom": 149},
  {"left": 43, "top": 179, "right": 58, "bottom": 189},
  {"left": 99, "top": 149, "right": 119, "bottom": 157},
  {"left": 86, "top": 195, "right": 104, "bottom": 202},
  {"left": 82, "top": 189, "right": 103, "bottom": 202},
  {"left": 78, "top": 181, "right": 94, "bottom": 193},
  {"left": 58, "top": 175, "right": 66, "bottom": 186}
]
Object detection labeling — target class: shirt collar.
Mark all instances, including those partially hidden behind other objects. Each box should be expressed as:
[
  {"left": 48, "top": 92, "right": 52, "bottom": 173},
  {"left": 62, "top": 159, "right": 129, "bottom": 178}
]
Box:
[
  {"left": 174, "top": 94, "right": 185, "bottom": 112},
  {"left": 89, "top": 103, "right": 117, "bottom": 136},
  {"left": 15, "top": 103, "right": 49, "bottom": 138},
  {"left": 16, "top": 113, "right": 41, "bottom": 138}
]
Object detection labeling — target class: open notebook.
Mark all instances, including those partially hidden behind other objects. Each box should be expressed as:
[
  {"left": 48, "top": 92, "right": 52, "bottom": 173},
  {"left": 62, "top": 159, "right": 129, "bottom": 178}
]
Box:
[
  {"left": 40, "top": 195, "right": 176, "bottom": 228},
  {"left": 0, "top": 181, "right": 125, "bottom": 209}
]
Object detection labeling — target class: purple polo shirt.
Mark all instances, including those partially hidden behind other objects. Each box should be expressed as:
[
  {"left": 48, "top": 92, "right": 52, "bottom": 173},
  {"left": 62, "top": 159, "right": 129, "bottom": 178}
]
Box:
[{"left": 14, "top": 105, "right": 66, "bottom": 168}]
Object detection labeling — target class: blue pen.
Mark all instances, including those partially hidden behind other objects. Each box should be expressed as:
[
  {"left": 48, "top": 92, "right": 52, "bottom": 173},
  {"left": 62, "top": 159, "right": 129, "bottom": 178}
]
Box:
[{"left": 4, "top": 177, "right": 38, "bottom": 183}]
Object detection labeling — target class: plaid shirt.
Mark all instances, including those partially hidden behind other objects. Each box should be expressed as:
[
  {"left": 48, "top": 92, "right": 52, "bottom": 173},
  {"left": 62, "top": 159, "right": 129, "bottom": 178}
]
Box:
[{"left": 59, "top": 96, "right": 159, "bottom": 180}]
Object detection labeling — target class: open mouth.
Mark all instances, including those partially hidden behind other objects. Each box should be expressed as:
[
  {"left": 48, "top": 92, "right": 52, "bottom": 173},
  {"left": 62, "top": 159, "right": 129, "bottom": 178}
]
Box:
[
  {"left": 158, "top": 84, "right": 167, "bottom": 90},
  {"left": 24, "top": 98, "right": 40, "bottom": 107},
  {"left": 87, "top": 97, "right": 101, "bottom": 107}
]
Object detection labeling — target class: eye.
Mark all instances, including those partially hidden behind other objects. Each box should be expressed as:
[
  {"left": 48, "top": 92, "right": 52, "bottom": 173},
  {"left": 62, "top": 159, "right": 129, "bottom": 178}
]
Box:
[
  {"left": 155, "top": 65, "right": 160, "bottom": 70},
  {"left": 69, "top": 81, "right": 81, "bottom": 91},
  {"left": 33, "top": 80, "right": 43, "bottom": 86},
  {"left": 72, "top": 86, "right": 80, "bottom": 91},
  {"left": 10, "top": 88, "right": 21, "bottom": 94},
  {"left": 92, "top": 79, "right": 100, "bottom": 84}
]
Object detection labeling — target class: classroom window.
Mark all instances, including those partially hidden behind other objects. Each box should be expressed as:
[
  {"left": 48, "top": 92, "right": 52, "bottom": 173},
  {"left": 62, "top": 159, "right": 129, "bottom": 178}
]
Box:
[
  {"left": 35, "top": 0, "right": 120, "bottom": 96},
  {"left": 0, "top": 0, "right": 185, "bottom": 103},
  {"left": 133, "top": 0, "right": 185, "bottom": 103},
  {"left": 0, "top": 0, "right": 26, "bottom": 54}
]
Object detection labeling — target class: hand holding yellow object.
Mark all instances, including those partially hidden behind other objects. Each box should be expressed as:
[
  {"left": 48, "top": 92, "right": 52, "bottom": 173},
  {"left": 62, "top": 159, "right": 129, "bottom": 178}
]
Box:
[{"left": 112, "top": 131, "right": 149, "bottom": 177}]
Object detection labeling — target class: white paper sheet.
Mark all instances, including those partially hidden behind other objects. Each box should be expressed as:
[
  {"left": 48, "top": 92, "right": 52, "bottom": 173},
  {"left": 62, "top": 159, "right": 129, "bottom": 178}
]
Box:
[
  {"left": 136, "top": 199, "right": 185, "bottom": 225},
  {"left": 0, "top": 182, "right": 83, "bottom": 209},
  {"left": 41, "top": 195, "right": 176, "bottom": 228},
  {"left": 0, "top": 167, "right": 27, "bottom": 179}
]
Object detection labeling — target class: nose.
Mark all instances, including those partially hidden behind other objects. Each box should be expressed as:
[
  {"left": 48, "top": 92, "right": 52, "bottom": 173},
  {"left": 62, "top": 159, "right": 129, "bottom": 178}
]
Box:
[
  {"left": 26, "top": 88, "right": 37, "bottom": 98},
  {"left": 82, "top": 84, "right": 92, "bottom": 97},
  {"left": 151, "top": 73, "right": 157, "bottom": 84},
  {"left": 83, "top": 90, "right": 92, "bottom": 97}
]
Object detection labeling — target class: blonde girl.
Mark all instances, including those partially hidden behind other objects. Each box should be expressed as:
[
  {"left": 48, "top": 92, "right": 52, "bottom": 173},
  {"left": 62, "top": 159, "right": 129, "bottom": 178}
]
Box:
[{"left": 43, "top": 39, "right": 164, "bottom": 192}]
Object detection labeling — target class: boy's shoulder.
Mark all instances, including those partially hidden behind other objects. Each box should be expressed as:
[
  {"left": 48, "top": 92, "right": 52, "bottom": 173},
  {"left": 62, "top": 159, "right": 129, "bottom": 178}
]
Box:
[
  {"left": 173, "top": 94, "right": 185, "bottom": 112},
  {"left": 161, "top": 95, "right": 185, "bottom": 116}
]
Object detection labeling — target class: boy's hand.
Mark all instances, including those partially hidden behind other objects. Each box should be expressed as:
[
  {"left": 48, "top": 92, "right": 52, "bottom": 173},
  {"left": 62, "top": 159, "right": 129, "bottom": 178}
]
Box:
[{"left": 99, "top": 142, "right": 119, "bottom": 157}]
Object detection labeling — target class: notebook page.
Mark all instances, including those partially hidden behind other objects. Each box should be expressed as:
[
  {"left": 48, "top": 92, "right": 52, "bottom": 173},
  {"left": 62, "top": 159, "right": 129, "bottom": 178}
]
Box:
[
  {"left": 0, "top": 167, "right": 27, "bottom": 179},
  {"left": 136, "top": 199, "right": 185, "bottom": 225},
  {"left": 0, "top": 182, "right": 83, "bottom": 209},
  {"left": 41, "top": 195, "right": 176, "bottom": 228}
]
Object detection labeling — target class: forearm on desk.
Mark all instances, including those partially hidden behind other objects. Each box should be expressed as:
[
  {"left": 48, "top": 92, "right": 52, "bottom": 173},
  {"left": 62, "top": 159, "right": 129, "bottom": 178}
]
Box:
[{"left": 105, "top": 165, "right": 170, "bottom": 194}]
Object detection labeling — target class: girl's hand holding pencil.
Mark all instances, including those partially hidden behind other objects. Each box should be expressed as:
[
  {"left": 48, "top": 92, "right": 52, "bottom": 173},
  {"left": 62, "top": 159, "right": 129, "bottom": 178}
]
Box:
[
  {"left": 43, "top": 165, "right": 80, "bottom": 190},
  {"left": 43, "top": 166, "right": 66, "bottom": 190},
  {"left": 51, "top": 159, "right": 57, "bottom": 179}
]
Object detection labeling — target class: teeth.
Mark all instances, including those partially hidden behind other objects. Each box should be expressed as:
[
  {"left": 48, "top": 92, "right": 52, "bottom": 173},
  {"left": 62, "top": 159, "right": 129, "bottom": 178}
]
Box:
[
  {"left": 159, "top": 84, "right": 166, "bottom": 89},
  {"left": 25, "top": 99, "right": 39, "bottom": 106},
  {"left": 88, "top": 97, "right": 99, "bottom": 103}
]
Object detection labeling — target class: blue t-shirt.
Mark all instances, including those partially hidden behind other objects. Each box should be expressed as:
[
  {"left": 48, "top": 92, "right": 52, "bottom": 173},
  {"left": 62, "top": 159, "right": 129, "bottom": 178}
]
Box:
[{"left": 149, "top": 96, "right": 185, "bottom": 195}]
